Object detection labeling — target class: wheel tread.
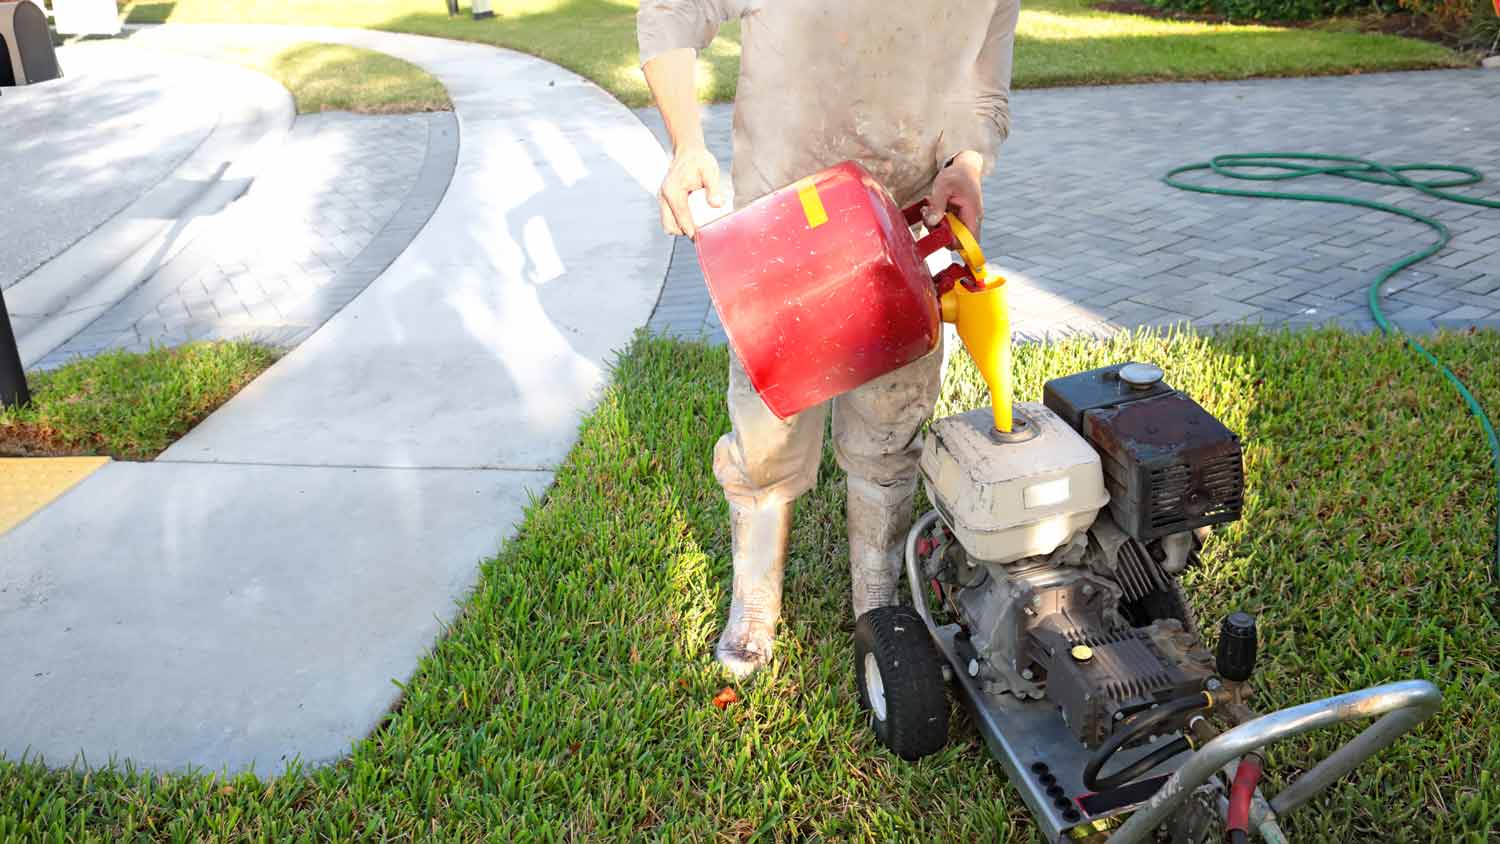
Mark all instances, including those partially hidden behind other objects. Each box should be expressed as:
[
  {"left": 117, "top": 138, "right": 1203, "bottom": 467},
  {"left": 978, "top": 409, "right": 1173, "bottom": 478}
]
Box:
[{"left": 853, "top": 605, "right": 949, "bottom": 760}]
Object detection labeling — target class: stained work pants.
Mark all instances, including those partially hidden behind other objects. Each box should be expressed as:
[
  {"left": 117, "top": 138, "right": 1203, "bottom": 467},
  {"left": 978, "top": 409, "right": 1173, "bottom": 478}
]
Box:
[{"left": 712, "top": 338, "right": 944, "bottom": 511}]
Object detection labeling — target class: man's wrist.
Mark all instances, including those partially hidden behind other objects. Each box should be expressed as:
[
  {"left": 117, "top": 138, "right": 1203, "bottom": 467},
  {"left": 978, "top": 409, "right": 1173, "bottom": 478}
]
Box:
[
  {"left": 673, "top": 138, "right": 709, "bottom": 158},
  {"left": 945, "top": 150, "right": 984, "bottom": 176}
]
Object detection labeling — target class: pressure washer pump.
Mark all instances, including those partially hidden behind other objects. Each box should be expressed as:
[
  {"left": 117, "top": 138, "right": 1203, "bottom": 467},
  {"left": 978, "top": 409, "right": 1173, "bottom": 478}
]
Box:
[{"left": 695, "top": 161, "right": 1441, "bottom": 843}]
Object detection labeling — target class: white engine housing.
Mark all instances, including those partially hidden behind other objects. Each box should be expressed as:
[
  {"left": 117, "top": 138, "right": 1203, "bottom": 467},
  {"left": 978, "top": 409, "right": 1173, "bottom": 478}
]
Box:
[{"left": 919, "top": 402, "right": 1110, "bottom": 565}]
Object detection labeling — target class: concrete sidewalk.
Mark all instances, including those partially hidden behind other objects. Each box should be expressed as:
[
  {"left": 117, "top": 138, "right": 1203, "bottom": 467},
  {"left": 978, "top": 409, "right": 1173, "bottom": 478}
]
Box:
[
  {"left": 35, "top": 106, "right": 458, "bottom": 367},
  {"left": 4, "top": 42, "right": 294, "bottom": 365},
  {"left": 10, "top": 32, "right": 460, "bottom": 369},
  {"left": 0, "top": 26, "right": 669, "bottom": 774},
  {"left": 1, "top": 43, "right": 230, "bottom": 291}
]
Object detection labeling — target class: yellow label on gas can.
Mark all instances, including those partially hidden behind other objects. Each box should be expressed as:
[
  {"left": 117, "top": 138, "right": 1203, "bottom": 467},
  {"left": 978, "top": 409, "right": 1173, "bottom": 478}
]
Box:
[{"left": 795, "top": 178, "right": 828, "bottom": 229}]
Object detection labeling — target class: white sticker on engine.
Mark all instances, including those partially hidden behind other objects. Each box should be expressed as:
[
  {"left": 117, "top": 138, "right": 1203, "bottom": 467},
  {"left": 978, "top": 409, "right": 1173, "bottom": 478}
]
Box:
[{"left": 1023, "top": 477, "right": 1071, "bottom": 509}]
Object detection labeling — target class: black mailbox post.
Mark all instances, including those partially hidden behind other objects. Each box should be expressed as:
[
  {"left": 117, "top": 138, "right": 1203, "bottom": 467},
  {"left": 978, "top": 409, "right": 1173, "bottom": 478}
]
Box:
[{"left": 0, "top": 285, "right": 29, "bottom": 409}]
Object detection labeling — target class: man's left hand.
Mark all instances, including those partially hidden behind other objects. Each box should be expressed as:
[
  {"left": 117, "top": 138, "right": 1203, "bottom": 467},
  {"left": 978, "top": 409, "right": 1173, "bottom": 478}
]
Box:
[{"left": 923, "top": 150, "right": 984, "bottom": 235}]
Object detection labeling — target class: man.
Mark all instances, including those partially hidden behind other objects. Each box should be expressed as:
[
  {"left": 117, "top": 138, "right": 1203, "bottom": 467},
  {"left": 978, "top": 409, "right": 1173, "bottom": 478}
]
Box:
[{"left": 638, "top": 1, "right": 1020, "bottom": 677}]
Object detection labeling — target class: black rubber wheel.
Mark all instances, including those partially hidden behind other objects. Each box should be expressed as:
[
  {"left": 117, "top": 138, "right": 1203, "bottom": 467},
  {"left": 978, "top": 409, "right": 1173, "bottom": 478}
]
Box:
[{"left": 853, "top": 605, "right": 949, "bottom": 761}]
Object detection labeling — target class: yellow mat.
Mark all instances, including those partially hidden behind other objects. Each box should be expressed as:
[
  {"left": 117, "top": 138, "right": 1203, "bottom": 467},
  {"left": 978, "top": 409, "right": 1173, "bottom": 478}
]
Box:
[{"left": 0, "top": 456, "right": 110, "bottom": 536}]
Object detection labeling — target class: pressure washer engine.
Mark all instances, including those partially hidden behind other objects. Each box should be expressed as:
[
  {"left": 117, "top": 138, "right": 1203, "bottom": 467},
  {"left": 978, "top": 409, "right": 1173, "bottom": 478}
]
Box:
[
  {"left": 686, "top": 159, "right": 1442, "bottom": 843},
  {"left": 854, "top": 362, "right": 1441, "bottom": 843}
]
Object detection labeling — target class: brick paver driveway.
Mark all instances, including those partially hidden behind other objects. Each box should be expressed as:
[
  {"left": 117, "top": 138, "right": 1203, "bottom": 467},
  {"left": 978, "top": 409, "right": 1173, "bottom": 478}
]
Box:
[{"left": 640, "top": 69, "right": 1500, "bottom": 342}]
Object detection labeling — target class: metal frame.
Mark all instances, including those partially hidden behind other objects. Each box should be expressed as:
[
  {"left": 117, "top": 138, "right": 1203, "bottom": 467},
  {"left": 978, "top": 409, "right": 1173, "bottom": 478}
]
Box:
[
  {"left": 926, "top": 622, "right": 1187, "bottom": 841},
  {"left": 1105, "top": 678, "right": 1439, "bottom": 843},
  {"left": 903, "top": 510, "right": 1442, "bottom": 843}
]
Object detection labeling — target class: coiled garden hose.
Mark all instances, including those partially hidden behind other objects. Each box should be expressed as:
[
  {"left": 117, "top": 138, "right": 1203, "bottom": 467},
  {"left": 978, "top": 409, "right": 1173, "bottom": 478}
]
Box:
[{"left": 1163, "top": 153, "right": 1500, "bottom": 585}]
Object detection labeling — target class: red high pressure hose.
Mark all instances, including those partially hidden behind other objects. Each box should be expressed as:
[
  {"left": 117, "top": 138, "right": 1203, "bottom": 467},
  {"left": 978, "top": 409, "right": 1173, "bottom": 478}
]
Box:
[{"left": 1225, "top": 754, "right": 1264, "bottom": 844}]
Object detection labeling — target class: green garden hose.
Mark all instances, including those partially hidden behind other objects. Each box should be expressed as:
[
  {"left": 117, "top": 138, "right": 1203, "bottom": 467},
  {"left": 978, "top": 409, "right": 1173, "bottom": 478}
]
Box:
[{"left": 1163, "top": 153, "right": 1500, "bottom": 583}]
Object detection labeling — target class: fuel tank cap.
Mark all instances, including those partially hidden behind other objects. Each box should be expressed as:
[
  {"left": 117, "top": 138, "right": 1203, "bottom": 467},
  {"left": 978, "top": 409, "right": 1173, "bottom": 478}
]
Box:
[{"left": 1119, "top": 362, "right": 1165, "bottom": 390}]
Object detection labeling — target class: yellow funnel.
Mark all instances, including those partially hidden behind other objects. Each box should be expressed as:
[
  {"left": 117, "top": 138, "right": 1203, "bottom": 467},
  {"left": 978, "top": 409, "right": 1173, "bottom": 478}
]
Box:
[{"left": 939, "top": 214, "right": 1012, "bottom": 432}]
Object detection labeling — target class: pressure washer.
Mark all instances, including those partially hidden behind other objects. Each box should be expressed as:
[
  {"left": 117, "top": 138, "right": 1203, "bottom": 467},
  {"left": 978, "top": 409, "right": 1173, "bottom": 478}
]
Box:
[{"left": 694, "top": 155, "right": 1497, "bottom": 842}]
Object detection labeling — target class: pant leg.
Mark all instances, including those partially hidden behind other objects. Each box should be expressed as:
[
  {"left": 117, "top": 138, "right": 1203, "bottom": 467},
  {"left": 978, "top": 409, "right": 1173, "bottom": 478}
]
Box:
[
  {"left": 714, "top": 352, "right": 830, "bottom": 509},
  {"left": 831, "top": 336, "right": 945, "bottom": 485}
]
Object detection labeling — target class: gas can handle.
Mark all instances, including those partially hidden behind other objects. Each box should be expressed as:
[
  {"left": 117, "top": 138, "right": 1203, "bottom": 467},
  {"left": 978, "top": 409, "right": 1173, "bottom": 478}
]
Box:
[{"left": 902, "top": 202, "right": 989, "bottom": 294}]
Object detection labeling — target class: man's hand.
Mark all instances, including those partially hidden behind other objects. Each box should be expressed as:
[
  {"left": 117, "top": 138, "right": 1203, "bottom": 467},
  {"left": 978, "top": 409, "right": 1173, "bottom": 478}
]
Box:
[
  {"left": 659, "top": 144, "right": 724, "bottom": 239},
  {"left": 923, "top": 150, "right": 985, "bottom": 236},
  {"left": 642, "top": 47, "right": 722, "bottom": 239}
]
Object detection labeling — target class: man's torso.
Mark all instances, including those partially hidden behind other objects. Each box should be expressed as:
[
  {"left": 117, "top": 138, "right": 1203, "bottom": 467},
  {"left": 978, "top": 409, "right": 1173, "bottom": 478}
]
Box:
[{"left": 731, "top": 0, "right": 1004, "bottom": 207}]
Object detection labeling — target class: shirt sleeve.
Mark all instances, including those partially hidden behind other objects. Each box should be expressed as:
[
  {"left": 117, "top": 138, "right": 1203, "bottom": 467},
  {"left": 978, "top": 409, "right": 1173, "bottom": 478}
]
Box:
[
  {"left": 938, "top": 0, "right": 1021, "bottom": 176},
  {"left": 637, "top": 0, "right": 754, "bottom": 66}
]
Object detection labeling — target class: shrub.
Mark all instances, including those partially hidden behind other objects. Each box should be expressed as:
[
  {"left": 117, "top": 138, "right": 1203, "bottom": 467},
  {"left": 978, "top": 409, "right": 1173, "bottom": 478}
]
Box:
[
  {"left": 1399, "top": 0, "right": 1478, "bottom": 26},
  {"left": 1145, "top": 0, "right": 1497, "bottom": 35},
  {"left": 1141, "top": 0, "right": 1396, "bottom": 21},
  {"left": 1461, "top": 0, "right": 1500, "bottom": 48}
]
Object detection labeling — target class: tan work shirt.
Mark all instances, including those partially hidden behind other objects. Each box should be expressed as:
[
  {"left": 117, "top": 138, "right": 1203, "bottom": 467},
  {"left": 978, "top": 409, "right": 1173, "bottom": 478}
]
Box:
[{"left": 638, "top": 0, "right": 1021, "bottom": 208}]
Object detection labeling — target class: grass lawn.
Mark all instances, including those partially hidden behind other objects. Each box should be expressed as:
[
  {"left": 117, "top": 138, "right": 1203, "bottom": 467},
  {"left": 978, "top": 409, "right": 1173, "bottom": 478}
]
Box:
[
  {"left": 139, "top": 34, "right": 452, "bottom": 114},
  {"left": 3, "top": 328, "right": 1497, "bottom": 841},
  {"left": 1013, "top": 0, "right": 1468, "bottom": 88},
  {"left": 253, "top": 42, "right": 451, "bottom": 114},
  {"left": 121, "top": 0, "right": 1467, "bottom": 108},
  {"left": 0, "top": 342, "right": 278, "bottom": 460}
]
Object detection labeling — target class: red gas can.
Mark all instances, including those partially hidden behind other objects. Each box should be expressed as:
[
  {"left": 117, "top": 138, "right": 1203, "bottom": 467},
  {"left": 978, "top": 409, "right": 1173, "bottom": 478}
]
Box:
[{"left": 695, "top": 161, "right": 979, "bottom": 420}]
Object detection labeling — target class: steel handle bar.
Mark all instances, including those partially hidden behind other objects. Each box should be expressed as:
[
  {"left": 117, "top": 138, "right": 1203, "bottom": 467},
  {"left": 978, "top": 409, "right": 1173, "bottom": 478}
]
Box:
[
  {"left": 1106, "top": 679, "right": 1440, "bottom": 844},
  {"left": 904, "top": 510, "right": 944, "bottom": 626}
]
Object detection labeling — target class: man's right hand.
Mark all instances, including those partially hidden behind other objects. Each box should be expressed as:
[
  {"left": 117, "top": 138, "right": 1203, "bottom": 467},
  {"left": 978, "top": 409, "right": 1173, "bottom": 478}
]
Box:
[{"left": 658, "top": 144, "right": 723, "bottom": 239}]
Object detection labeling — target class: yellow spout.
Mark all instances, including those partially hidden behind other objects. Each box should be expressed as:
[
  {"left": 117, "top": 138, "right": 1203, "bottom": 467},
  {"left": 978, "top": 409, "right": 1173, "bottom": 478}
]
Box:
[{"left": 939, "top": 214, "right": 1012, "bottom": 432}]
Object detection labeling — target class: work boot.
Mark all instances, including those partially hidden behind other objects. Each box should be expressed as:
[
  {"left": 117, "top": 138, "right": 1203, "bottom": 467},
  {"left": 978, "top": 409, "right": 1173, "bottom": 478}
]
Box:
[
  {"left": 715, "top": 500, "right": 794, "bottom": 678},
  {"left": 847, "top": 474, "right": 917, "bottom": 619}
]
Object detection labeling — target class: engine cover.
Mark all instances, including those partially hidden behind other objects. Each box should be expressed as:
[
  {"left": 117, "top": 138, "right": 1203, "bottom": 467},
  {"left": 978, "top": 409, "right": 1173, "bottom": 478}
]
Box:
[{"left": 920, "top": 402, "right": 1110, "bottom": 565}]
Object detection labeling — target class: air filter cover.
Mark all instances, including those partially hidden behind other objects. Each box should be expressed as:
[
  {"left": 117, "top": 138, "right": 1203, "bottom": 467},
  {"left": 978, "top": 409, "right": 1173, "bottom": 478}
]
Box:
[{"left": 920, "top": 403, "right": 1109, "bottom": 564}]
